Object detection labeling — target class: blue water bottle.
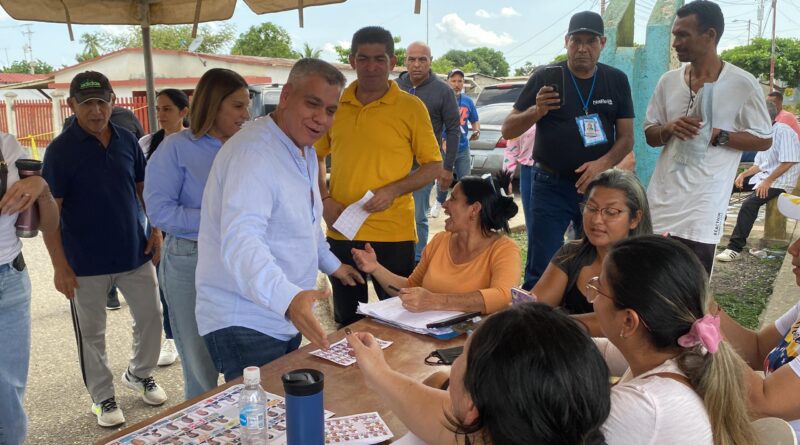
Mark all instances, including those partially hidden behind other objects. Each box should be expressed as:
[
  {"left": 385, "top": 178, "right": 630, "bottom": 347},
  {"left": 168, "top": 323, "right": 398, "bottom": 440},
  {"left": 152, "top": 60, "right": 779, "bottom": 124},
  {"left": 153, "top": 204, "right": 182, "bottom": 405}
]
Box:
[{"left": 282, "top": 368, "right": 324, "bottom": 445}]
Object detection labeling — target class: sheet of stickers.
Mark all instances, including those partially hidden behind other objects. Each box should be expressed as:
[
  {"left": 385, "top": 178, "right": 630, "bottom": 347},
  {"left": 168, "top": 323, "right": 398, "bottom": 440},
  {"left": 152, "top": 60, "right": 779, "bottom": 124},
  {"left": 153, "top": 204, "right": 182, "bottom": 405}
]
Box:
[
  {"left": 105, "top": 384, "right": 392, "bottom": 445},
  {"left": 310, "top": 337, "right": 393, "bottom": 367}
]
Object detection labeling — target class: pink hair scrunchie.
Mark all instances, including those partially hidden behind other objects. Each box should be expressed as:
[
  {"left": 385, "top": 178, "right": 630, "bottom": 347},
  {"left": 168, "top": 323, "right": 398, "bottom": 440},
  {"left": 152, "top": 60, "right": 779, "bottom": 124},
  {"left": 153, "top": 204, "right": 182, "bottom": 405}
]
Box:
[{"left": 677, "top": 314, "right": 722, "bottom": 354}]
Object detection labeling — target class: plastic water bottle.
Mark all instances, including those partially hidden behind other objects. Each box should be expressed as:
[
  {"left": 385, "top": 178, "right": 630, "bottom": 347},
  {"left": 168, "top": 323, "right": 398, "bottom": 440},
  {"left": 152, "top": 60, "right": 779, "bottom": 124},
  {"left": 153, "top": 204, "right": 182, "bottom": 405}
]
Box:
[{"left": 239, "top": 366, "right": 268, "bottom": 445}]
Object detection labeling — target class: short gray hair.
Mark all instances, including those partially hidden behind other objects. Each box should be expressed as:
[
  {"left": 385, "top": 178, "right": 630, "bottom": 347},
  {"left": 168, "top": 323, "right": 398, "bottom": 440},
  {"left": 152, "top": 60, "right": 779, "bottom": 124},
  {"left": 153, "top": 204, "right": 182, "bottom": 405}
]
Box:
[
  {"left": 287, "top": 58, "right": 346, "bottom": 89},
  {"left": 766, "top": 99, "right": 778, "bottom": 121}
]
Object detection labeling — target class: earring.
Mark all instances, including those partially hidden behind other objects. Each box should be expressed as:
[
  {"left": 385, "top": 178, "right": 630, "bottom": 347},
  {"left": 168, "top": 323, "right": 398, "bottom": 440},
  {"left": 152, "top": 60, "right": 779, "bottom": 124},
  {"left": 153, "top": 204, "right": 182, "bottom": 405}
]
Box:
[{"left": 619, "top": 329, "right": 625, "bottom": 339}]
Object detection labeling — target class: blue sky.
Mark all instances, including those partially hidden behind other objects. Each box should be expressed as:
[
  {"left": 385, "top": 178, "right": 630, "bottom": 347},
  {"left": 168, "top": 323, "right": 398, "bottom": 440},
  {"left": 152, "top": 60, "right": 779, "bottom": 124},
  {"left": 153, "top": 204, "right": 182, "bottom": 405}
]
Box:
[{"left": 1, "top": 0, "right": 799, "bottom": 72}]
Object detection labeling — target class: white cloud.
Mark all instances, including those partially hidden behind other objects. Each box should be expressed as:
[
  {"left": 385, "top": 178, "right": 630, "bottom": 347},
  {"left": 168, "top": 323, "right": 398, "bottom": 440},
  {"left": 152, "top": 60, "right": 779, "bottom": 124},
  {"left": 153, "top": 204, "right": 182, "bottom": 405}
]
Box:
[
  {"left": 322, "top": 40, "right": 349, "bottom": 54},
  {"left": 500, "top": 7, "right": 520, "bottom": 17},
  {"left": 475, "top": 9, "right": 491, "bottom": 19},
  {"left": 436, "top": 13, "right": 513, "bottom": 47}
]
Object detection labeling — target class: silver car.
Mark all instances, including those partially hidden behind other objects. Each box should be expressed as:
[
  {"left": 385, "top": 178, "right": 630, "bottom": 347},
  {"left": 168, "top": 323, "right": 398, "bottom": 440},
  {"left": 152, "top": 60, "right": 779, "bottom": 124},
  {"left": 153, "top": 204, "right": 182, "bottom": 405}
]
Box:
[{"left": 469, "top": 102, "right": 515, "bottom": 176}]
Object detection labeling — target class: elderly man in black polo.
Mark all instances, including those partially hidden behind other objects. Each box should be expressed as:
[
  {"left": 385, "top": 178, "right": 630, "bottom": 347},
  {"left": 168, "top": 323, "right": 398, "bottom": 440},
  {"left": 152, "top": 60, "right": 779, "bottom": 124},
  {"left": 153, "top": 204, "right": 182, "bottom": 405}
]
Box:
[{"left": 42, "top": 71, "right": 166, "bottom": 428}]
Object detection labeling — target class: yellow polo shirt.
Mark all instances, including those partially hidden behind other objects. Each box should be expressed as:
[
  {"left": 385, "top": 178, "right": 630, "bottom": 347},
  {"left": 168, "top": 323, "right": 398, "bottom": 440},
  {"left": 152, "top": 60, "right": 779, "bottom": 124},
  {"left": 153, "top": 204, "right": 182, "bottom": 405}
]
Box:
[{"left": 316, "top": 80, "right": 441, "bottom": 242}]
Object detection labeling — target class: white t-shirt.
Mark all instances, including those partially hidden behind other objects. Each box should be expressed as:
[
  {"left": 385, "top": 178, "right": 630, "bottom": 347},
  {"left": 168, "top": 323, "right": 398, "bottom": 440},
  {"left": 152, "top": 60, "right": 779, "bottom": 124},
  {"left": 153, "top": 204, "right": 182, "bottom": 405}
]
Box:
[
  {"left": 751, "top": 122, "right": 800, "bottom": 190},
  {"left": 645, "top": 63, "right": 773, "bottom": 244},
  {"left": 0, "top": 133, "right": 25, "bottom": 264},
  {"left": 138, "top": 133, "right": 153, "bottom": 155},
  {"left": 595, "top": 338, "right": 713, "bottom": 445}
]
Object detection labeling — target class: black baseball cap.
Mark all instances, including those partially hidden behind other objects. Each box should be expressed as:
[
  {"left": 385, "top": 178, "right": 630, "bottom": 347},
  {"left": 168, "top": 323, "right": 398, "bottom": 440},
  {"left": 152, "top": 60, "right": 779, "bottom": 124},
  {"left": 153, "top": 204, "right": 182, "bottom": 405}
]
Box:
[
  {"left": 568, "top": 11, "right": 604, "bottom": 36},
  {"left": 69, "top": 71, "right": 114, "bottom": 104},
  {"left": 447, "top": 68, "right": 465, "bottom": 79}
]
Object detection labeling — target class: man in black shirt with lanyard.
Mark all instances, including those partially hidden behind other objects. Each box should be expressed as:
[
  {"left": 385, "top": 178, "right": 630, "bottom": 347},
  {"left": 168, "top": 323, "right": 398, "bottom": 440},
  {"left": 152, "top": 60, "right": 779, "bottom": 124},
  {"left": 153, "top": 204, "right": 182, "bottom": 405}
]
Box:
[{"left": 502, "top": 11, "right": 634, "bottom": 289}]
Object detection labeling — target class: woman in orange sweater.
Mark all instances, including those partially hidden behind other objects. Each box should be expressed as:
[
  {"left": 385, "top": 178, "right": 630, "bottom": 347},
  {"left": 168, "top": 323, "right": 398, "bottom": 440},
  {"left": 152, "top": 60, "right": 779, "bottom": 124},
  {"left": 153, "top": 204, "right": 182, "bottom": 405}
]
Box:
[{"left": 351, "top": 173, "right": 520, "bottom": 314}]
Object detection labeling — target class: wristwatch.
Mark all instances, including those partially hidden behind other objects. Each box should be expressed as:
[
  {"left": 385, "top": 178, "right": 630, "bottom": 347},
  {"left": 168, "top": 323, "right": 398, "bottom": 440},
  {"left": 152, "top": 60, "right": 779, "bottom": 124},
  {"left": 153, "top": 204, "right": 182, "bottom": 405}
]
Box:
[{"left": 712, "top": 130, "right": 730, "bottom": 147}]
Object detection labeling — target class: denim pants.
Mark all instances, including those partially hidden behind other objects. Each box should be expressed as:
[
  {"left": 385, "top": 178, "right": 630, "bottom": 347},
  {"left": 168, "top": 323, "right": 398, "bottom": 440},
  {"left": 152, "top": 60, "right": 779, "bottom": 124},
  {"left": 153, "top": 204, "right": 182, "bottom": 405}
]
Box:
[
  {"left": 435, "top": 149, "right": 472, "bottom": 204},
  {"left": 413, "top": 182, "right": 434, "bottom": 261},
  {"left": 159, "top": 235, "right": 219, "bottom": 399},
  {"left": 524, "top": 166, "right": 583, "bottom": 289},
  {"left": 203, "top": 326, "right": 302, "bottom": 382},
  {"left": 0, "top": 263, "right": 31, "bottom": 445},
  {"left": 519, "top": 164, "right": 535, "bottom": 285}
]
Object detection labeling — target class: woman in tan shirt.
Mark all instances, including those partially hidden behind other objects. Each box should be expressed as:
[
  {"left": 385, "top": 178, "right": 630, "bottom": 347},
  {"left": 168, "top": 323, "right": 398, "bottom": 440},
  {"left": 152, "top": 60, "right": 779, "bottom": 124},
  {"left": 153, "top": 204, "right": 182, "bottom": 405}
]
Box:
[{"left": 351, "top": 173, "right": 520, "bottom": 314}]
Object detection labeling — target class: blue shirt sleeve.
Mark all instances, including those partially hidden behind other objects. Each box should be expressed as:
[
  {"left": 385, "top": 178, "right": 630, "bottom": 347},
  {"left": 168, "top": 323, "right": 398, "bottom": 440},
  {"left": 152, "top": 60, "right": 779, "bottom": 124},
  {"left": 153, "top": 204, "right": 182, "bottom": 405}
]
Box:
[
  {"left": 467, "top": 98, "right": 479, "bottom": 123},
  {"left": 143, "top": 136, "right": 201, "bottom": 235}
]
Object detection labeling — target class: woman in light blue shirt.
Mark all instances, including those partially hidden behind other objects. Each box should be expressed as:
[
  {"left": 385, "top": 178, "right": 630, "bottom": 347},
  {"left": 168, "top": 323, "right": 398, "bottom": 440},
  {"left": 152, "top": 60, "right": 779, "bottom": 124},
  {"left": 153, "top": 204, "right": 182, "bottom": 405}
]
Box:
[{"left": 144, "top": 68, "right": 250, "bottom": 399}]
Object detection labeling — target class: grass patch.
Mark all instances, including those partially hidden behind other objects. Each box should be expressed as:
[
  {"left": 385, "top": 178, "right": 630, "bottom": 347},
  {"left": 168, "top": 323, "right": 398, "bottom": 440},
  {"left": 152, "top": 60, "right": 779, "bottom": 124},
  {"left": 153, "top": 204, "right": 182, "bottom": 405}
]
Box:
[{"left": 713, "top": 257, "right": 780, "bottom": 330}]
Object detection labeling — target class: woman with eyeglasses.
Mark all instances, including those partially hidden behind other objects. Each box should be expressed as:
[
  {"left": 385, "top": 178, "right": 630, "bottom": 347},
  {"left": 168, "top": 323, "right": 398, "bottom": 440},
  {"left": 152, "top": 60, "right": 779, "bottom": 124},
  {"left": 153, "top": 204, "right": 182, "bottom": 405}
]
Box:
[
  {"left": 532, "top": 169, "right": 652, "bottom": 314},
  {"left": 351, "top": 173, "right": 520, "bottom": 314},
  {"left": 586, "top": 235, "right": 756, "bottom": 445}
]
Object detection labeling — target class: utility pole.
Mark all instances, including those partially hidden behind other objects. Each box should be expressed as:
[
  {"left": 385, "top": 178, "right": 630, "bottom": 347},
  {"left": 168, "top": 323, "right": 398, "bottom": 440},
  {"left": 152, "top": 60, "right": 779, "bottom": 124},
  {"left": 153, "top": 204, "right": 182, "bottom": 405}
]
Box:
[
  {"left": 21, "top": 24, "right": 34, "bottom": 74},
  {"left": 769, "top": 0, "right": 777, "bottom": 91},
  {"left": 757, "top": 0, "right": 766, "bottom": 37},
  {"left": 601, "top": 0, "right": 606, "bottom": 15},
  {"left": 746, "top": 19, "right": 752, "bottom": 45}
]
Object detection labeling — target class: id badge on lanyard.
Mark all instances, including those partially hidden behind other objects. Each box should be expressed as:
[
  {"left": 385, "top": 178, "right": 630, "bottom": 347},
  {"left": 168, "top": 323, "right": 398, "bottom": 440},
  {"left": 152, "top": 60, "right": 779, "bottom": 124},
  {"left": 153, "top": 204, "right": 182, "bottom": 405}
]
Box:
[
  {"left": 570, "top": 68, "right": 608, "bottom": 147},
  {"left": 576, "top": 114, "right": 607, "bottom": 147}
]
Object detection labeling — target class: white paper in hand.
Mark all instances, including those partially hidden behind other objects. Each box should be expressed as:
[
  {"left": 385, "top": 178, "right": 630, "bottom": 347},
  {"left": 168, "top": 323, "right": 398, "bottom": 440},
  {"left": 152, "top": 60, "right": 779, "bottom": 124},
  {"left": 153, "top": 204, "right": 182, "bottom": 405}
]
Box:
[{"left": 332, "top": 191, "right": 374, "bottom": 240}]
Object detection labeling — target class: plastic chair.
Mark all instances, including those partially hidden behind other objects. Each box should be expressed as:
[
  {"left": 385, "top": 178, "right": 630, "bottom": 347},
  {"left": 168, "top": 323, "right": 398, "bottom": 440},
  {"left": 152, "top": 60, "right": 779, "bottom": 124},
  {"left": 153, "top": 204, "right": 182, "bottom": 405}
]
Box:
[{"left": 752, "top": 417, "right": 797, "bottom": 445}]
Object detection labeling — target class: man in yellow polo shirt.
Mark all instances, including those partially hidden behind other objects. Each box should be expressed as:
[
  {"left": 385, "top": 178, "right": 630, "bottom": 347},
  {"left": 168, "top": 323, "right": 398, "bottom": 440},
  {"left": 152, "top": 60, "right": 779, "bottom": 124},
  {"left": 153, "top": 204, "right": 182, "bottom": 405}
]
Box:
[{"left": 317, "top": 26, "right": 442, "bottom": 326}]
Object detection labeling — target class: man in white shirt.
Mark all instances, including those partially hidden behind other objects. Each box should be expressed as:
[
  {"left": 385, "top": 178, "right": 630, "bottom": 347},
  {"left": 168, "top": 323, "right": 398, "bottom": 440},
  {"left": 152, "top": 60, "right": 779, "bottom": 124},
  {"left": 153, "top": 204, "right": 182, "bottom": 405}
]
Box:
[
  {"left": 643, "top": 1, "right": 773, "bottom": 274},
  {"left": 716, "top": 100, "right": 800, "bottom": 261},
  {"left": 195, "top": 59, "right": 364, "bottom": 382}
]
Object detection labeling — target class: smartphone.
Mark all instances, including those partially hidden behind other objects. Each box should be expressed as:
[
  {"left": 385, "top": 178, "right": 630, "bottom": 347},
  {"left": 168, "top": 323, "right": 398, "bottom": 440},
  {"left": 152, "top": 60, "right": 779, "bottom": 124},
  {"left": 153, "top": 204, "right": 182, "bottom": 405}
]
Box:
[
  {"left": 543, "top": 65, "right": 565, "bottom": 106},
  {"left": 426, "top": 311, "right": 481, "bottom": 329},
  {"left": 511, "top": 287, "right": 537, "bottom": 305}
]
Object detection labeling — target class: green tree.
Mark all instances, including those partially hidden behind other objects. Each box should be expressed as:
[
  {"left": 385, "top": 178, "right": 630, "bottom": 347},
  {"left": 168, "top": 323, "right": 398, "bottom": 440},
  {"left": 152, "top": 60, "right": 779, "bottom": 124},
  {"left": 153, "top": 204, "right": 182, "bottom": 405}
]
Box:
[
  {"left": 431, "top": 57, "right": 455, "bottom": 74},
  {"left": 76, "top": 33, "right": 104, "bottom": 62},
  {"left": 87, "top": 24, "right": 234, "bottom": 55},
  {"left": 721, "top": 37, "right": 800, "bottom": 87},
  {"left": 231, "top": 23, "right": 300, "bottom": 58},
  {"left": 2, "top": 59, "right": 54, "bottom": 74},
  {"left": 438, "top": 47, "right": 509, "bottom": 77},
  {"left": 514, "top": 61, "right": 536, "bottom": 76},
  {"left": 301, "top": 43, "right": 322, "bottom": 59},
  {"left": 549, "top": 53, "right": 568, "bottom": 64}
]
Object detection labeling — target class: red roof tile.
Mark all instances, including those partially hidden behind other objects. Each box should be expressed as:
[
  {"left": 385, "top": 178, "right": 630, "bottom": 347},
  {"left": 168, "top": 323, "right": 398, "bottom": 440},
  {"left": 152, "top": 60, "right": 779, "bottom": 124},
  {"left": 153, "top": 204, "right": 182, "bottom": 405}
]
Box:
[{"left": 0, "top": 73, "right": 50, "bottom": 84}]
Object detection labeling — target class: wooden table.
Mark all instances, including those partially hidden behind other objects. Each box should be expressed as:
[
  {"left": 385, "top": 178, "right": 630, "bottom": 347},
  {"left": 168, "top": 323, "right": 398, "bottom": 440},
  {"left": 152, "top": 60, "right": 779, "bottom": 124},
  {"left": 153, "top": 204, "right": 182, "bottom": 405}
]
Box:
[{"left": 97, "top": 319, "right": 463, "bottom": 444}]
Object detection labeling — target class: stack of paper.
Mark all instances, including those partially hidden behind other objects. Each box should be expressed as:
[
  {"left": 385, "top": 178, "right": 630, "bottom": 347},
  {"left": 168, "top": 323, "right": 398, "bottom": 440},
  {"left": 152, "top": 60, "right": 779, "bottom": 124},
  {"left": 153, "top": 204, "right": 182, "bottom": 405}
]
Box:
[{"left": 357, "top": 297, "right": 464, "bottom": 336}]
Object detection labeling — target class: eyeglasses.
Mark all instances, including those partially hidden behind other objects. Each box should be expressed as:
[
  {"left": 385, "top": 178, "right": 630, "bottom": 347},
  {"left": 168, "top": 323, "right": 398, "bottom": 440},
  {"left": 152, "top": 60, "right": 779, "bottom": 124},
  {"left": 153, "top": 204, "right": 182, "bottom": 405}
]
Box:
[
  {"left": 585, "top": 276, "right": 613, "bottom": 304},
  {"left": 585, "top": 276, "right": 652, "bottom": 331},
  {"left": 580, "top": 203, "right": 628, "bottom": 219}
]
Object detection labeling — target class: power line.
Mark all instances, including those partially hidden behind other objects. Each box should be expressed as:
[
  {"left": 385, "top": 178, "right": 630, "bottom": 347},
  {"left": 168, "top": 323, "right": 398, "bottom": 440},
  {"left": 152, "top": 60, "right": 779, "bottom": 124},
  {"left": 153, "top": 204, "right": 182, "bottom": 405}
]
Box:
[
  {"left": 505, "top": 0, "right": 591, "bottom": 58},
  {"left": 508, "top": 1, "right": 594, "bottom": 65}
]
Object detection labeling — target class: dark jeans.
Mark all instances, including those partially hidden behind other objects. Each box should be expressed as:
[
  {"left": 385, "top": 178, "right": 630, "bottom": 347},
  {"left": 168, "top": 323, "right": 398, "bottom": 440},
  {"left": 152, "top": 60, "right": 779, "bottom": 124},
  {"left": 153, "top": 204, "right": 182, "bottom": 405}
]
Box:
[
  {"left": 672, "top": 236, "right": 715, "bottom": 276},
  {"left": 327, "top": 238, "right": 415, "bottom": 326},
  {"left": 519, "top": 165, "right": 534, "bottom": 287},
  {"left": 524, "top": 165, "right": 583, "bottom": 290},
  {"left": 203, "top": 326, "right": 301, "bottom": 382},
  {"left": 728, "top": 183, "right": 785, "bottom": 253}
]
